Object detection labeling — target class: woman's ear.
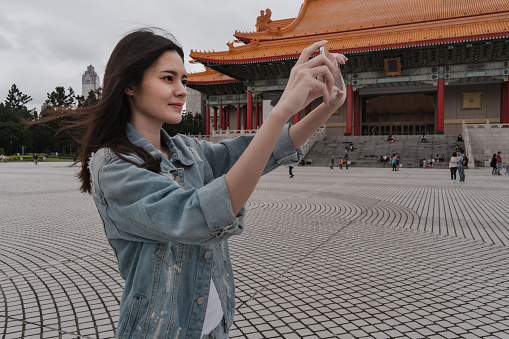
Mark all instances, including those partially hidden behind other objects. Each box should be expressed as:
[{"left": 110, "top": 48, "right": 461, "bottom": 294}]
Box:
[{"left": 124, "top": 86, "right": 135, "bottom": 96}]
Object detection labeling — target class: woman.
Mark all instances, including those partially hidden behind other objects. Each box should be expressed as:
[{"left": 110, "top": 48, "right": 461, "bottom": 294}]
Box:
[
  {"left": 77, "top": 29, "right": 347, "bottom": 338},
  {"left": 449, "top": 152, "right": 459, "bottom": 182},
  {"left": 491, "top": 153, "right": 497, "bottom": 175}
]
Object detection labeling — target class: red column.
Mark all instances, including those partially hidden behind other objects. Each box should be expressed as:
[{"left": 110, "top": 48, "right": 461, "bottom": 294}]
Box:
[
  {"left": 255, "top": 100, "right": 259, "bottom": 128},
  {"left": 346, "top": 84, "right": 353, "bottom": 135},
  {"left": 294, "top": 110, "right": 300, "bottom": 124},
  {"left": 501, "top": 81, "right": 509, "bottom": 126},
  {"left": 305, "top": 104, "right": 311, "bottom": 116},
  {"left": 437, "top": 78, "right": 445, "bottom": 134},
  {"left": 354, "top": 91, "right": 361, "bottom": 136},
  {"left": 247, "top": 91, "right": 253, "bottom": 130},
  {"left": 224, "top": 106, "right": 230, "bottom": 129},
  {"left": 206, "top": 105, "right": 210, "bottom": 135},
  {"left": 213, "top": 107, "right": 218, "bottom": 131},
  {"left": 219, "top": 104, "right": 223, "bottom": 131},
  {"left": 260, "top": 101, "right": 264, "bottom": 125},
  {"left": 243, "top": 107, "right": 248, "bottom": 130},
  {"left": 236, "top": 103, "right": 241, "bottom": 130}
]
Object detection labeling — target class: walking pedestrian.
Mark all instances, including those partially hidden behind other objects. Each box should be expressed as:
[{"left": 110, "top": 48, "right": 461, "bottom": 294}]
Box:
[
  {"left": 33, "top": 153, "right": 38, "bottom": 165},
  {"left": 289, "top": 165, "right": 294, "bottom": 178},
  {"left": 331, "top": 155, "right": 335, "bottom": 169},
  {"left": 490, "top": 154, "right": 497, "bottom": 175},
  {"left": 449, "top": 152, "right": 459, "bottom": 182},
  {"left": 496, "top": 151, "right": 503, "bottom": 175},
  {"left": 75, "top": 29, "right": 348, "bottom": 339},
  {"left": 391, "top": 154, "right": 397, "bottom": 171},
  {"left": 339, "top": 157, "right": 343, "bottom": 169}
]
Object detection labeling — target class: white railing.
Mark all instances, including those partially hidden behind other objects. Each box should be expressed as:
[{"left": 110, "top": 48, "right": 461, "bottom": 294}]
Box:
[
  {"left": 466, "top": 119, "right": 509, "bottom": 130},
  {"left": 211, "top": 128, "right": 257, "bottom": 137},
  {"left": 464, "top": 120, "right": 509, "bottom": 167},
  {"left": 207, "top": 125, "right": 326, "bottom": 153},
  {"left": 461, "top": 120, "right": 475, "bottom": 169},
  {"left": 302, "top": 126, "right": 326, "bottom": 156}
]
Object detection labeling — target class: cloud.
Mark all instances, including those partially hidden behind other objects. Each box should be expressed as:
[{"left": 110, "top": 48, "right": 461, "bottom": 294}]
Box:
[{"left": 0, "top": 0, "right": 303, "bottom": 111}]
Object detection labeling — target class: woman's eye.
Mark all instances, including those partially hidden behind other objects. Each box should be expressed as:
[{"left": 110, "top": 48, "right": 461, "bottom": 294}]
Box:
[{"left": 164, "top": 76, "right": 173, "bottom": 82}]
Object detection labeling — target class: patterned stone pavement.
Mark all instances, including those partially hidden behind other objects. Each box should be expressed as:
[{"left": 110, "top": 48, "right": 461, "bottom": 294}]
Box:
[{"left": 1, "top": 162, "right": 509, "bottom": 339}]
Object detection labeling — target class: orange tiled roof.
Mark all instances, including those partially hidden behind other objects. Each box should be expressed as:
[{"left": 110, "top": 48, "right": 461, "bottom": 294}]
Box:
[
  {"left": 190, "top": 0, "right": 509, "bottom": 63},
  {"left": 187, "top": 66, "right": 239, "bottom": 85}
]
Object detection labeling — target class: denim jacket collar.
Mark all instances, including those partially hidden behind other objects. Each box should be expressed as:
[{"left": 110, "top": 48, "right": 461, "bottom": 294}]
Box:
[{"left": 125, "top": 123, "right": 194, "bottom": 166}]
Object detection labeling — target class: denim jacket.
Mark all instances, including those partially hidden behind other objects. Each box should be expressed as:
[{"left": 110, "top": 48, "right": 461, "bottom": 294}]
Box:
[{"left": 89, "top": 123, "right": 302, "bottom": 338}]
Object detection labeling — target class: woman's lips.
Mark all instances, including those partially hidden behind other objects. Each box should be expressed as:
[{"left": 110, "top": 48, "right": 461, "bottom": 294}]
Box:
[{"left": 170, "top": 103, "right": 183, "bottom": 109}]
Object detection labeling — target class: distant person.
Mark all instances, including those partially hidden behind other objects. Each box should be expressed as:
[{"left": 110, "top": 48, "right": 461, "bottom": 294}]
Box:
[
  {"left": 349, "top": 143, "right": 353, "bottom": 152},
  {"left": 496, "top": 151, "right": 503, "bottom": 175},
  {"left": 505, "top": 162, "right": 509, "bottom": 175},
  {"left": 421, "top": 134, "right": 427, "bottom": 142},
  {"left": 457, "top": 134, "right": 463, "bottom": 142},
  {"left": 0, "top": 154, "right": 5, "bottom": 163},
  {"left": 339, "top": 157, "right": 343, "bottom": 169},
  {"left": 306, "top": 157, "right": 312, "bottom": 165},
  {"left": 33, "top": 153, "right": 38, "bottom": 165},
  {"left": 457, "top": 150, "right": 466, "bottom": 183},
  {"left": 289, "top": 165, "right": 294, "bottom": 178},
  {"left": 449, "top": 152, "right": 459, "bottom": 182},
  {"left": 344, "top": 154, "right": 349, "bottom": 169},
  {"left": 395, "top": 153, "right": 400, "bottom": 171},
  {"left": 490, "top": 153, "right": 497, "bottom": 175},
  {"left": 331, "top": 155, "right": 335, "bottom": 169},
  {"left": 391, "top": 154, "right": 397, "bottom": 171}
]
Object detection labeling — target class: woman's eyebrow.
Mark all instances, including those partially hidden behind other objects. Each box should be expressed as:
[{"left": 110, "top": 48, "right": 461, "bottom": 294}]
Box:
[{"left": 161, "top": 70, "right": 188, "bottom": 78}]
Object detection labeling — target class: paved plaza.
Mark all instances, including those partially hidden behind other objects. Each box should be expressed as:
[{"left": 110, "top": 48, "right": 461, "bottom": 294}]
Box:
[{"left": 1, "top": 162, "right": 509, "bottom": 339}]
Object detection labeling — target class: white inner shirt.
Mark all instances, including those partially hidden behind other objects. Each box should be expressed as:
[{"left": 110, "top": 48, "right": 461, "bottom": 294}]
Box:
[{"left": 200, "top": 279, "right": 224, "bottom": 336}]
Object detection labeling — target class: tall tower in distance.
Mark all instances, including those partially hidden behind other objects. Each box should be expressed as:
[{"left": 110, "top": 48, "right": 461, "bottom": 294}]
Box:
[{"left": 82, "top": 65, "right": 100, "bottom": 96}]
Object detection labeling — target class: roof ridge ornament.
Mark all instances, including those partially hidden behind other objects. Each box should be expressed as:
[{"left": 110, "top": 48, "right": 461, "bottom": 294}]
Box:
[
  {"left": 227, "top": 41, "right": 234, "bottom": 52},
  {"left": 256, "top": 8, "right": 272, "bottom": 32}
]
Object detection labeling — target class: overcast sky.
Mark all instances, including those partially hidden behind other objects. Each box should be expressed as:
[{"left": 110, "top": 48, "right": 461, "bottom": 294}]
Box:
[{"left": 0, "top": 0, "right": 304, "bottom": 111}]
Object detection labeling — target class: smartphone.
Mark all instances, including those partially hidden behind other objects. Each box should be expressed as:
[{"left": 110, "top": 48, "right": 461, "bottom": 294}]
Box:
[{"left": 319, "top": 46, "right": 344, "bottom": 92}]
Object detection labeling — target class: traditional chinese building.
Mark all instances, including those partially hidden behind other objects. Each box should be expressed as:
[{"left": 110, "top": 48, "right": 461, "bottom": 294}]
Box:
[{"left": 188, "top": 0, "right": 509, "bottom": 136}]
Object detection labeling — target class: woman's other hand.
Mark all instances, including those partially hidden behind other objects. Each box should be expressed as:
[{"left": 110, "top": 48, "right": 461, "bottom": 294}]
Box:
[{"left": 275, "top": 41, "right": 347, "bottom": 118}]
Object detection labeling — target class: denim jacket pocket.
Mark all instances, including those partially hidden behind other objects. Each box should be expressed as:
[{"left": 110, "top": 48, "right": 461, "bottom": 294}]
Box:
[{"left": 118, "top": 294, "right": 145, "bottom": 339}]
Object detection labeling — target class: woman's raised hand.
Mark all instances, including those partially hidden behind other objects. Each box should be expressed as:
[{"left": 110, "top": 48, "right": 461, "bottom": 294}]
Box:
[{"left": 275, "top": 41, "right": 348, "bottom": 119}]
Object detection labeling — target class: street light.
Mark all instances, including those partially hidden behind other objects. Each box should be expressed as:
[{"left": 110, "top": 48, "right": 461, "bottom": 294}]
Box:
[{"left": 10, "top": 140, "right": 12, "bottom": 155}]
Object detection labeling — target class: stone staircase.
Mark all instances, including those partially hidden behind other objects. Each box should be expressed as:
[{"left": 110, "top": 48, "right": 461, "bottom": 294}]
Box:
[{"left": 304, "top": 134, "right": 463, "bottom": 168}]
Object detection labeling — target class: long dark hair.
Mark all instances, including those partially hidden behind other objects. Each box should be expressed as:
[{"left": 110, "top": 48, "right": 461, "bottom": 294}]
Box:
[{"left": 77, "top": 28, "right": 184, "bottom": 193}]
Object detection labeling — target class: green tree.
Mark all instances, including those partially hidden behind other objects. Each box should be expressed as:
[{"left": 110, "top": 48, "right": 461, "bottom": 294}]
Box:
[
  {"left": 76, "top": 87, "right": 102, "bottom": 107},
  {"left": 45, "top": 86, "right": 76, "bottom": 107},
  {"left": 0, "top": 121, "right": 32, "bottom": 155},
  {"left": 5, "top": 84, "right": 32, "bottom": 111},
  {"left": 192, "top": 113, "right": 206, "bottom": 135}
]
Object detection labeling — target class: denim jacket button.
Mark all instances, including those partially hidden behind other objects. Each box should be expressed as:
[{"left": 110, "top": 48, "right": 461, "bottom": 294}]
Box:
[
  {"left": 197, "top": 297, "right": 205, "bottom": 305},
  {"left": 174, "top": 175, "right": 181, "bottom": 182},
  {"left": 203, "top": 252, "right": 211, "bottom": 259}
]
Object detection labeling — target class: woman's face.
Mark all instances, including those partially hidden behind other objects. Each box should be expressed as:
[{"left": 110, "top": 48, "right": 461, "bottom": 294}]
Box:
[{"left": 126, "top": 50, "right": 188, "bottom": 130}]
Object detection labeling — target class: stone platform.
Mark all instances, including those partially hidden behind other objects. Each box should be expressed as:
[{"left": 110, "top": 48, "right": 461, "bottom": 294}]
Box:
[{"left": 1, "top": 162, "right": 508, "bottom": 338}]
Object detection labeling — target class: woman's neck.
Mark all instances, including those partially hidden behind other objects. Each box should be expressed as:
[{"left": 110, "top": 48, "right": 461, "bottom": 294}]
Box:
[{"left": 130, "top": 120, "right": 167, "bottom": 155}]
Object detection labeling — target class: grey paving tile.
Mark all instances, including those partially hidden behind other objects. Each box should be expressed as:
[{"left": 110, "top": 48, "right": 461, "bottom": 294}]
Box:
[{"left": 1, "top": 164, "right": 509, "bottom": 338}]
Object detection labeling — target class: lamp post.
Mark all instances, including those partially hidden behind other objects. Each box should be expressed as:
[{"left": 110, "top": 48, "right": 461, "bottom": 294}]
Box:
[{"left": 10, "top": 140, "right": 12, "bottom": 155}]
